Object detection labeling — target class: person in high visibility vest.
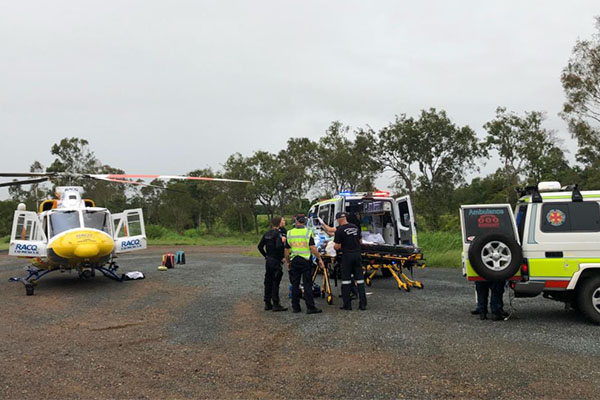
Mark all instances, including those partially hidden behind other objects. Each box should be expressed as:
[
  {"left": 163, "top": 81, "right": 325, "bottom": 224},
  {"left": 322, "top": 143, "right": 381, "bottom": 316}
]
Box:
[{"left": 284, "top": 213, "right": 324, "bottom": 314}]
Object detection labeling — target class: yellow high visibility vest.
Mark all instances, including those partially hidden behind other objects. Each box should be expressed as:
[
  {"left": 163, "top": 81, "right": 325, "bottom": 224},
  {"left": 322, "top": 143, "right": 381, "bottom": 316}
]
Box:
[{"left": 287, "top": 227, "right": 312, "bottom": 260}]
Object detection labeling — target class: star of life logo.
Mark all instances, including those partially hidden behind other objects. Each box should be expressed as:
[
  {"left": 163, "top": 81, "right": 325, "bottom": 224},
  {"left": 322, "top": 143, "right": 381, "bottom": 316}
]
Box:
[{"left": 546, "top": 209, "right": 566, "bottom": 226}]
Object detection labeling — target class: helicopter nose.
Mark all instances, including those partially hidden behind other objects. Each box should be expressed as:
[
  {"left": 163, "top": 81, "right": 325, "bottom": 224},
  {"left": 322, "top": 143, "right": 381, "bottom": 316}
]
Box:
[
  {"left": 49, "top": 230, "right": 115, "bottom": 260},
  {"left": 74, "top": 243, "right": 100, "bottom": 258}
]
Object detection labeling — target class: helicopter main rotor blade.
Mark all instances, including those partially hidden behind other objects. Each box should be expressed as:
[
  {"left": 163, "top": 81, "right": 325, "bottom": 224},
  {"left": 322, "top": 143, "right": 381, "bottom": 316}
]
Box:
[
  {"left": 88, "top": 176, "right": 186, "bottom": 193},
  {"left": 88, "top": 174, "right": 251, "bottom": 184},
  {"left": 0, "top": 172, "right": 56, "bottom": 177},
  {"left": 0, "top": 177, "right": 50, "bottom": 188}
]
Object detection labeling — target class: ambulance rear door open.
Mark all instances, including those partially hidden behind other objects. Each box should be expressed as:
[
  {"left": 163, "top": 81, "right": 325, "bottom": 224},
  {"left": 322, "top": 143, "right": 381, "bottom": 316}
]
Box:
[
  {"left": 459, "top": 204, "right": 519, "bottom": 277},
  {"left": 112, "top": 208, "right": 147, "bottom": 253},
  {"left": 9, "top": 210, "right": 47, "bottom": 257},
  {"left": 316, "top": 198, "right": 343, "bottom": 228},
  {"left": 395, "top": 195, "right": 417, "bottom": 246}
]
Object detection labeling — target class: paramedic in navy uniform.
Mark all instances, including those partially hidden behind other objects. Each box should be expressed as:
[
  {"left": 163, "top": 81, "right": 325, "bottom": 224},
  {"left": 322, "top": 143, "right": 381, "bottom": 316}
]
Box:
[{"left": 334, "top": 212, "right": 367, "bottom": 310}]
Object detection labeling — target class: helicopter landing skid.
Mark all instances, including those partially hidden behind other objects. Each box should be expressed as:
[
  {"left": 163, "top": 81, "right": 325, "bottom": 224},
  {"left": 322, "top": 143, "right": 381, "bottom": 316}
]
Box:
[
  {"left": 9, "top": 266, "right": 59, "bottom": 296},
  {"left": 9, "top": 263, "right": 122, "bottom": 295},
  {"left": 96, "top": 263, "right": 122, "bottom": 282}
]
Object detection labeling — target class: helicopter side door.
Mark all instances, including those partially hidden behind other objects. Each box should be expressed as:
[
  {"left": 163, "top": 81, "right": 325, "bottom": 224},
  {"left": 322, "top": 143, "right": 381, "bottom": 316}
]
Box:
[
  {"left": 9, "top": 211, "right": 47, "bottom": 257},
  {"left": 112, "top": 209, "right": 147, "bottom": 253}
]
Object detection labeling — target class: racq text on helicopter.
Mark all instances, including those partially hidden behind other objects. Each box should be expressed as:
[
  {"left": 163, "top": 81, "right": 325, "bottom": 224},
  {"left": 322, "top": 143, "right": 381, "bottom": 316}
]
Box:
[{"left": 1, "top": 172, "right": 250, "bottom": 295}]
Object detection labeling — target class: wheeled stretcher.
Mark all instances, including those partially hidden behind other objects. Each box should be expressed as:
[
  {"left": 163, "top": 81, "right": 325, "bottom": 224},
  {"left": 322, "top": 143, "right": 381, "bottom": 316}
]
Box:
[{"left": 314, "top": 244, "right": 425, "bottom": 303}]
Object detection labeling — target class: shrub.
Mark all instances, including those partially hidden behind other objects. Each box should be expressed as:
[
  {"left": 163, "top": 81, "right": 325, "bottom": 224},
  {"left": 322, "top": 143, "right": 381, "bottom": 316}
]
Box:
[{"left": 145, "top": 224, "right": 169, "bottom": 239}]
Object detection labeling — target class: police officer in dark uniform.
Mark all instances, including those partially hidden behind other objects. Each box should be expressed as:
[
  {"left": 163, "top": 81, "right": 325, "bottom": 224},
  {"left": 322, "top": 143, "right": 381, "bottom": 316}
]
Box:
[
  {"left": 257, "top": 216, "right": 288, "bottom": 312},
  {"left": 334, "top": 212, "right": 367, "bottom": 310}
]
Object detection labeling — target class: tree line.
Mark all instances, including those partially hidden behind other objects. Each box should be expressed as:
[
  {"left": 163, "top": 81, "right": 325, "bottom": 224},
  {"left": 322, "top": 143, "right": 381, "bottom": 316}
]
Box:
[{"left": 1, "top": 17, "right": 599, "bottom": 237}]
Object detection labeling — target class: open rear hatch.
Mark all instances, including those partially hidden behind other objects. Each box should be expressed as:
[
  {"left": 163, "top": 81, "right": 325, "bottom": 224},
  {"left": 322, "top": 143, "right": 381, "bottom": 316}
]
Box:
[{"left": 460, "top": 204, "right": 521, "bottom": 280}]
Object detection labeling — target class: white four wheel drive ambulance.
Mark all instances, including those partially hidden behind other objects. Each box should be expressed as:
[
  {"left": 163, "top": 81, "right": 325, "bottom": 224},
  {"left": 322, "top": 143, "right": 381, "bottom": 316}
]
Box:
[
  {"left": 307, "top": 191, "right": 420, "bottom": 258},
  {"left": 461, "top": 181, "right": 600, "bottom": 324}
]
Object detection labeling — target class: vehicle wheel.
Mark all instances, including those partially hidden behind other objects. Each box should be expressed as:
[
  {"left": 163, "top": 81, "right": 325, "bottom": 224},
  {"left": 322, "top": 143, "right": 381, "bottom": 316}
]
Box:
[
  {"left": 25, "top": 284, "right": 34, "bottom": 296},
  {"left": 468, "top": 233, "right": 522, "bottom": 281},
  {"left": 577, "top": 275, "right": 600, "bottom": 324}
]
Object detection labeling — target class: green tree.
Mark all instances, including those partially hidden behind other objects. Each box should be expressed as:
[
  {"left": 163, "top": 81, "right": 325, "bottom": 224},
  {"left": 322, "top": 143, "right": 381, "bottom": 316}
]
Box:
[
  {"left": 187, "top": 168, "right": 222, "bottom": 231},
  {"left": 380, "top": 108, "right": 482, "bottom": 228},
  {"left": 157, "top": 182, "right": 197, "bottom": 233},
  {"left": 8, "top": 160, "right": 47, "bottom": 210},
  {"left": 313, "top": 121, "right": 380, "bottom": 194},
  {"left": 0, "top": 200, "right": 19, "bottom": 237},
  {"left": 484, "top": 107, "right": 569, "bottom": 203},
  {"left": 222, "top": 153, "right": 259, "bottom": 233},
  {"left": 561, "top": 16, "right": 600, "bottom": 167},
  {"left": 46, "top": 137, "right": 126, "bottom": 206}
]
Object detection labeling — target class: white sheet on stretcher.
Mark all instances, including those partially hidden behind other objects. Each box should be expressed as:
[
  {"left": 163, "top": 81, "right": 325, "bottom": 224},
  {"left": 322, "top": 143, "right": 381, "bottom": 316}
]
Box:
[{"left": 361, "top": 232, "right": 385, "bottom": 244}]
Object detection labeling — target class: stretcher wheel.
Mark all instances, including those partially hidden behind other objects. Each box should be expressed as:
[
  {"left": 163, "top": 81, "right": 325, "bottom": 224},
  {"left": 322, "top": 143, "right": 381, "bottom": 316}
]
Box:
[
  {"left": 327, "top": 295, "right": 333, "bottom": 305},
  {"left": 25, "top": 283, "right": 34, "bottom": 296},
  {"left": 321, "top": 291, "right": 326, "bottom": 298}
]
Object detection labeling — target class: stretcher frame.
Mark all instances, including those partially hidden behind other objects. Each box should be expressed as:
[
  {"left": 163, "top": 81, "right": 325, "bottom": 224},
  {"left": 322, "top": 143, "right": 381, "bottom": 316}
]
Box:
[
  {"left": 363, "top": 252, "right": 425, "bottom": 291},
  {"left": 315, "top": 249, "right": 425, "bottom": 303}
]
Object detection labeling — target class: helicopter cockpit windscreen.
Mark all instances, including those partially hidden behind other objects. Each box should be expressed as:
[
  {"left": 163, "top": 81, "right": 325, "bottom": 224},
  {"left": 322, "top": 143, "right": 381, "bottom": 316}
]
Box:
[
  {"left": 83, "top": 210, "right": 111, "bottom": 234},
  {"left": 49, "top": 210, "right": 81, "bottom": 237}
]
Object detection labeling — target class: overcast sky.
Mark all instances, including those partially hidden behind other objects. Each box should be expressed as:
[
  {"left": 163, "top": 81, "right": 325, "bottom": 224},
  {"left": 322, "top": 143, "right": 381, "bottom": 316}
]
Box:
[{"left": 1, "top": 1, "right": 599, "bottom": 196}]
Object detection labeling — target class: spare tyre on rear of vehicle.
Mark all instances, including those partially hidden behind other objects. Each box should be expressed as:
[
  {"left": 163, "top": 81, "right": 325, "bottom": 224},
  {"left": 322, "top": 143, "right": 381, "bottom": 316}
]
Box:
[{"left": 468, "top": 233, "right": 522, "bottom": 281}]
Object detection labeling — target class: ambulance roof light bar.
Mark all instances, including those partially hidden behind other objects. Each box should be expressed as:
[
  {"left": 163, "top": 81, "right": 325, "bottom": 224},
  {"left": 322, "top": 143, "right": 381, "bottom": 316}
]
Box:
[{"left": 372, "top": 190, "right": 390, "bottom": 197}]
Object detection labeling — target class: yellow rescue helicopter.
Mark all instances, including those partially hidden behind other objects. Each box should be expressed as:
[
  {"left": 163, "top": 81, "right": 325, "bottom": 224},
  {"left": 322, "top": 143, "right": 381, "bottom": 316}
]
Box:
[{"left": 0, "top": 172, "right": 249, "bottom": 295}]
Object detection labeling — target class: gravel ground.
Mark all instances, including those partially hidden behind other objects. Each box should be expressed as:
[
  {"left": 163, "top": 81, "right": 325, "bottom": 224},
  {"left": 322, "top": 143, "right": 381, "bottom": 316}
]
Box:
[{"left": 1, "top": 246, "right": 600, "bottom": 399}]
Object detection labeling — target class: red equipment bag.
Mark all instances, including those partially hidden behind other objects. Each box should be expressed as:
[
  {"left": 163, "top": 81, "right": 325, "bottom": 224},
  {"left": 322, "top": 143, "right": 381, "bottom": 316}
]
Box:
[{"left": 162, "top": 253, "right": 175, "bottom": 269}]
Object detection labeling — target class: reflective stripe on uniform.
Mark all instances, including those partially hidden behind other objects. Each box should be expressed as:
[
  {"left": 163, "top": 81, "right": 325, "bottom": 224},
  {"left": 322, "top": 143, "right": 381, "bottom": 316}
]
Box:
[
  {"left": 342, "top": 280, "right": 352, "bottom": 285},
  {"left": 355, "top": 280, "right": 365, "bottom": 284}
]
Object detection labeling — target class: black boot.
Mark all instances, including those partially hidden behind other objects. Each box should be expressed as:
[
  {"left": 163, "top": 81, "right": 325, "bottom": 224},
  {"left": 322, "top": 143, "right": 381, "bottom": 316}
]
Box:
[
  {"left": 357, "top": 283, "right": 367, "bottom": 311},
  {"left": 264, "top": 302, "right": 273, "bottom": 311},
  {"left": 479, "top": 312, "right": 488, "bottom": 320},
  {"left": 307, "top": 307, "right": 322, "bottom": 314},
  {"left": 341, "top": 284, "right": 352, "bottom": 310},
  {"left": 471, "top": 309, "right": 481, "bottom": 315},
  {"left": 272, "top": 303, "right": 288, "bottom": 312},
  {"left": 491, "top": 312, "right": 506, "bottom": 321}
]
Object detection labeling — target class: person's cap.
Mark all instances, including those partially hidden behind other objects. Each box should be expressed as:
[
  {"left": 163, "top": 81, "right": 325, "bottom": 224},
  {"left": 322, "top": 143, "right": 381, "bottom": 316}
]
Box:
[
  {"left": 295, "top": 213, "right": 307, "bottom": 223},
  {"left": 335, "top": 212, "right": 347, "bottom": 219}
]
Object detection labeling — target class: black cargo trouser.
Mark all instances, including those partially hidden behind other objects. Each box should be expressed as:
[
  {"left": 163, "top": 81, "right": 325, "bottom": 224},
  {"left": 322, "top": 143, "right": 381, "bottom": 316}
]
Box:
[
  {"left": 289, "top": 256, "right": 315, "bottom": 312},
  {"left": 341, "top": 252, "right": 367, "bottom": 308},
  {"left": 475, "top": 280, "right": 505, "bottom": 313},
  {"left": 264, "top": 256, "right": 284, "bottom": 305}
]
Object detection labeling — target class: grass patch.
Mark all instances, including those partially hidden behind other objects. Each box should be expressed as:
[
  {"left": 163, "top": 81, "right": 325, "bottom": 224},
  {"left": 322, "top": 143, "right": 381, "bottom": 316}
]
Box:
[
  {"left": 149, "top": 233, "right": 260, "bottom": 247},
  {"left": 146, "top": 228, "right": 462, "bottom": 268},
  {"left": 146, "top": 225, "right": 261, "bottom": 247},
  {"left": 418, "top": 231, "right": 462, "bottom": 268},
  {"left": 0, "top": 235, "right": 8, "bottom": 251}
]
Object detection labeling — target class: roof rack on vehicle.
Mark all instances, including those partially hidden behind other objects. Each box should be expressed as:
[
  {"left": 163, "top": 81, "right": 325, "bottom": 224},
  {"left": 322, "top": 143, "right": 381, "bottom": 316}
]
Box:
[
  {"left": 572, "top": 184, "right": 583, "bottom": 202},
  {"left": 557, "top": 184, "right": 583, "bottom": 201},
  {"left": 516, "top": 185, "right": 543, "bottom": 203}
]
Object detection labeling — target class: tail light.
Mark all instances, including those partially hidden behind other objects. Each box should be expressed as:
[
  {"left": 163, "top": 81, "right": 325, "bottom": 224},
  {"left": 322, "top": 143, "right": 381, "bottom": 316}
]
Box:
[{"left": 520, "top": 259, "right": 529, "bottom": 281}]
